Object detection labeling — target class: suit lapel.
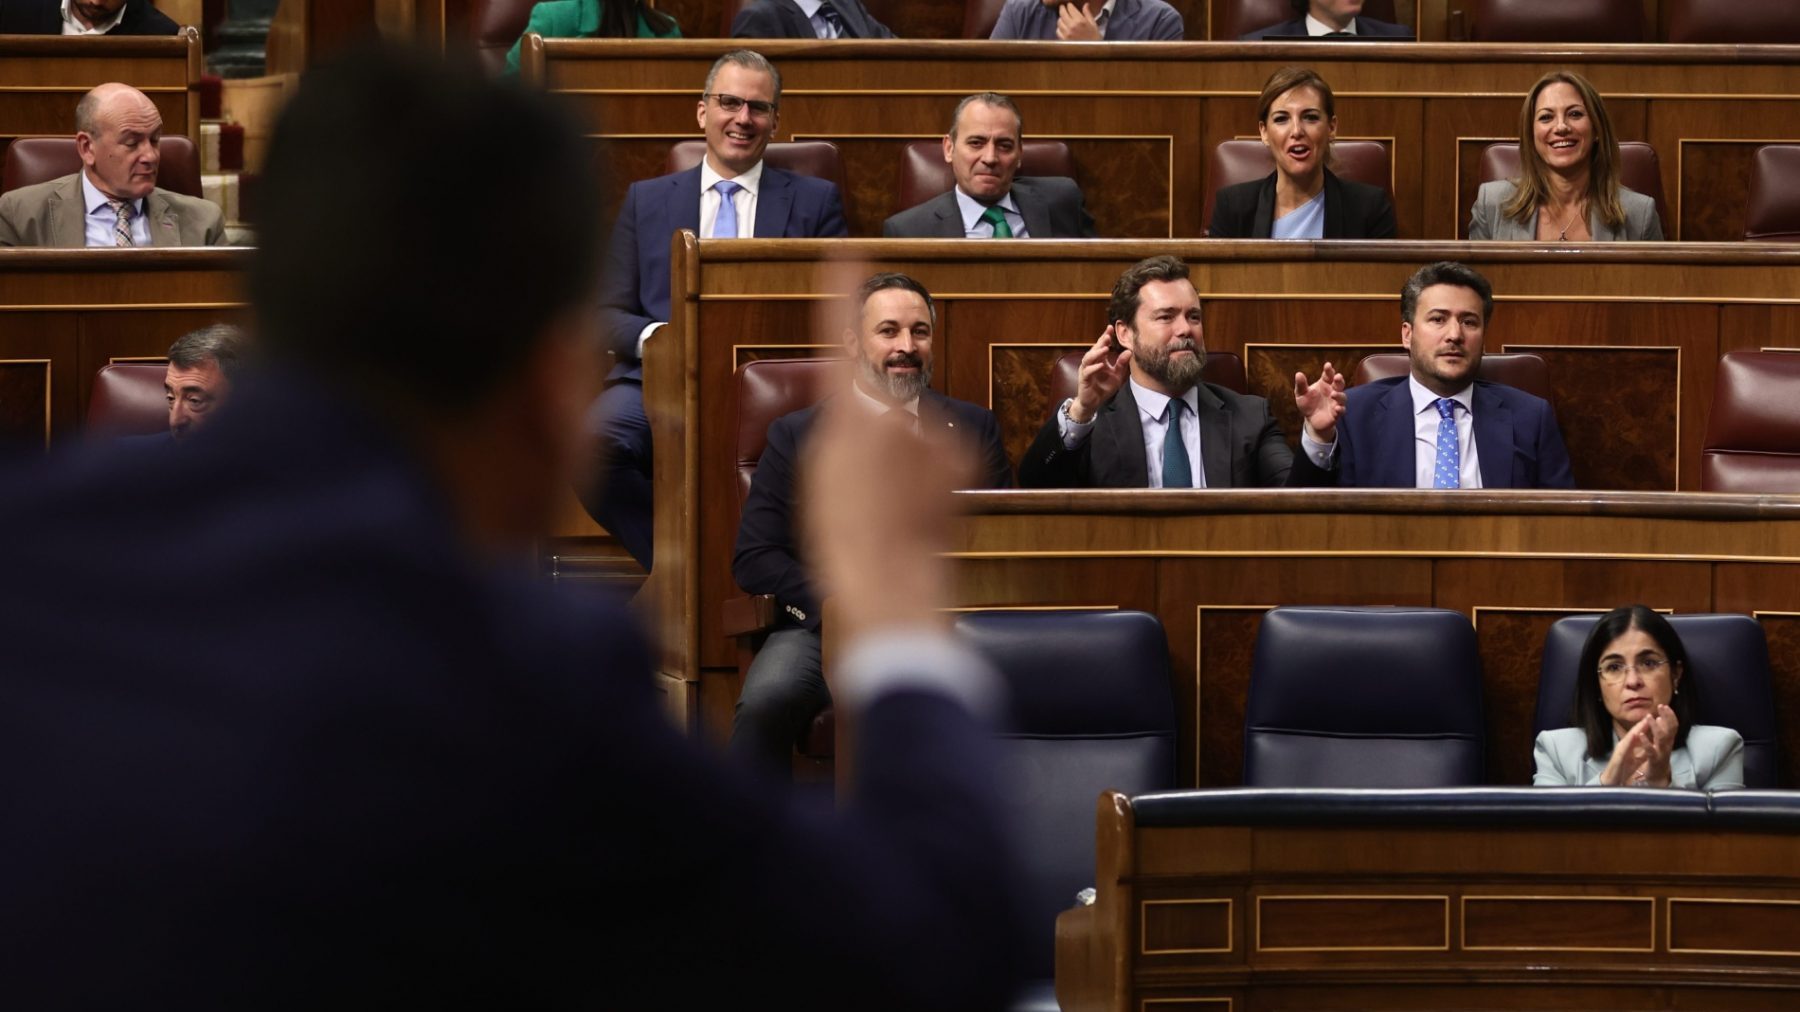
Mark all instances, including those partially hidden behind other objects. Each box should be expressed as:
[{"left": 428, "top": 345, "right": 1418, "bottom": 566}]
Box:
[
  {"left": 1373, "top": 381, "right": 1417, "bottom": 487},
  {"left": 1251, "top": 175, "right": 1276, "bottom": 239},
  {"left": 670, "top": 168, "right": 702, "bottom": 236},
  {"left": 754, "top": 167, "right": 795, "bottom": 237},
  {"left": 929, "top": 191, "right": 964, "bottom": 238},
  {"left": 1013, "top": 180, "right": 1052, "bottom": 239},
  {"left": 144, "top": 190, "right": 181, "bottom": 247},
  {"left": 1097, "top": 384, "right": 1150, "bottom": 487},
  {"left": 834, "top": 0, "right": 871, "bottom": 37},
  {"left": 50, "top": 175, "right": 85, "bottom": 248},
  {"left": 1195, "top": 384, "right": 1231, "bottom": 488},
  {"left": 1321, "top": 171, "right": 1346, "bottom": 239},
  {"left": 1470, "top": 382, "right": 1514, "bottom": 489}
]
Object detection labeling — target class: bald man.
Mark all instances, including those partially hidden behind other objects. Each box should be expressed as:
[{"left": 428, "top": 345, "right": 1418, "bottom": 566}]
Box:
[{"left": 0, "top": 82, "right": 226, "bottom": 247}]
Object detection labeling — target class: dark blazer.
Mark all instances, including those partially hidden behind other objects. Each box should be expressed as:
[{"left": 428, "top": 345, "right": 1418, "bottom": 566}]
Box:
[
  {"left": 1240, "top": 15, "right": 1411, "bottom": 39},
  {"left": 1289, "top": 377, "right": 1576, "bottom": 489},
  {"left": 882, "top": 176, "right": 1096, "bottom": 239},
  {"left": 988, "top": 0, "right": 1184, "bottom": 40},
  {"left": 0, "top": 0, "right": 179, "bottom": 34},
  {"left": 599, "top": 163, "right": 847, "bottom": 376},
  {"left": 1018, "top": 381, "right": 1299, "bottom": 489},
  {"left": 0, "top": 372, "right": 1028, "bottom": 1008},
  {"left": 1209, "top": 168, "right": 1398, "bottom": 239},
  {"left": 734, "top": 390, "right": 1012, "bottom": 631},
  {"left": 730, "top": 0, "right": 895, "bottom": 38}
]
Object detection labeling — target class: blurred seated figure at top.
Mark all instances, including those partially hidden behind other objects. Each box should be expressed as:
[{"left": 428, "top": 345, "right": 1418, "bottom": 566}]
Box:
[
  {"left": 1534, "top": 605, "right": 1745, "bottom": 789},
  {"left": 731, "top": 0, "right": 895, "bottom": 38},
  {"left": 504, "top": 0, "right": 680, "bottom": 75},
  {"left": 1241, "top": 0, "right": 1410, "bottom": 38},
  {"left": 1469, "top": 70, "right": 1663, "bottom": 241},
  {"left": 989, "top": 0, "right": 1183, "bottom": 41},
  {"left": 1208, "top": 67, "right": 1397, "bottom": 239},
  {"left": 0, "top": 0, "right": 178, "bottom": 35},
  {"left": 0, "top": 83, "right": 226, "bottom": 248}
]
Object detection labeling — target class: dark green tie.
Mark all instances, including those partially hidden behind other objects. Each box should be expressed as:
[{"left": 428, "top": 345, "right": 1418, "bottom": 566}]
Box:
[{"left": 979, "top": 205, "right": 1014, "bottom": 238}]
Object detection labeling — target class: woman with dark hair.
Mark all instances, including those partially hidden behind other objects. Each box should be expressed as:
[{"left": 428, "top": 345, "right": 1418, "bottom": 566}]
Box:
[
  {"left": 1468, "top": 70, "right": 1662, "bottom": 241},
  {"left": 505, "top": 0, "right": 680, "bottom": 75},
  {"left": 1533, "top": 605, "right": 1744, "bottom": 788},
  {"left": 1208, "top": 67, "right": 1397, "bottom": 239}
]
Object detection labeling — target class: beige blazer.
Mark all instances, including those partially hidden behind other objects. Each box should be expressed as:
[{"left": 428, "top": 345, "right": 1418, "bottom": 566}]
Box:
[
  {"left": 1468, "top": 179, "right": 1663, "bottom": 241},
  {"left": 0, "top": 172, "right": 227, "bottom": 247}
]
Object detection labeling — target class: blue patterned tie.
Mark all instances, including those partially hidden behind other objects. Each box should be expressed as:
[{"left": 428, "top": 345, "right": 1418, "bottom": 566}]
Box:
[
  {"left": 1433, "top": 397, "right": 1461, "bottom": 489},
  {"left": 816, "top": 1, "right": 846, "bottom": 37},
  {"left": 1162, "top": 397, "right": 1192, "bottom": 489},
  {"left": 711, "top": 179, "right": 741, "bottom": 238}
]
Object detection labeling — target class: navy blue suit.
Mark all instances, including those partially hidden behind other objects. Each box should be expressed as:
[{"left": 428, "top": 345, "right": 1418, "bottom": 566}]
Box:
[
  {"left": 1292, "top": 377, "right": 1576, "bottom": 488},
  {"left": 0, "top": 372, "right": 1027, "bottom": 1008},
  {"left": 1240, "top": 15, "right": 1411, "bottom": 39},
  {"left": 591, "top": 163, "right": 847, "bottom": 568}
]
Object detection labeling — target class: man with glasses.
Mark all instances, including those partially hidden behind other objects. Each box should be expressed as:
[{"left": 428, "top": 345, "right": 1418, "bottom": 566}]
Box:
[{"left": 592, "top": 49, "right": 848, "bottom": 569}]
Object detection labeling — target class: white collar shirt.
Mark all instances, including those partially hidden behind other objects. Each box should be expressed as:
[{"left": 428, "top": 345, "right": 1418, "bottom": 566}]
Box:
[
  {"left": 953, "top": 186, "right": 1029, "bottom": 239},
  {"left": 1305, "top": 12, "right": 1356, "bottom": 35},
  {"left": 62, "top": 0, "right": 126, "bottom": 34},
  {"left": 80, "top": 171, "right": 150, "bottom": 247},
  {"left": 1408, "top": 374, "right": 1481, "bottom": 489},
  {"left": 699, "top": 158, "right": 763, "bottom": 239},
  {"left": 794, "top": 0, "right": 841, "bottom": 38},
  {"left": 1130, "top": 377, "right": 1206, "bottom": 489}
]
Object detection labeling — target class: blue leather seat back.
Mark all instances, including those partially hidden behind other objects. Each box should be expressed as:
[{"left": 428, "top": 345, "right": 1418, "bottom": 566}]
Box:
[
  {"left": 1535, "top": 614, "right": 1783, "bottom": 787},
  {"left": 955, "top": 610, "right": 1176, "bottom": 982},
  {"left": 1243, "top": 607, "right": 1485, "bottom": 787}
]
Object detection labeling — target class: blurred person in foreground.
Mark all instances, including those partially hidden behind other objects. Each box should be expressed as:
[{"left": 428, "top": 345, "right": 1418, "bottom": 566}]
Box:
[{"left": 0, "top": 44, "right": 1026, "bottom": 1009}]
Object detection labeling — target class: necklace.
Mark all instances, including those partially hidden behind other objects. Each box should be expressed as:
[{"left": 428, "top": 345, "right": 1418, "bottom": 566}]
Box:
[{"left": 1549, "top": 201, "right": 1586, "bottom": 240}]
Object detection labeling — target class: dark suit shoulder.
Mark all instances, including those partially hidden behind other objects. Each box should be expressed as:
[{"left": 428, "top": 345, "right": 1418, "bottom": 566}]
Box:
[
  {"left": 119, "top": 0, "right": 181, "bottom": 34},
  {"left": 1346, "top": 376, "right": 1408, "bottom": 408},
  {"left": 1208, "top": 174, "right": 1273, "bottom": 236},
  {"left": 1473, "top": 379, "right": 1551, "bottom": 411},
  {"left": 731, "top": 0, "right": 806, "bottom": 37},
  {"left": 883, "top": 191, "right": 958, "bottom": 238}
]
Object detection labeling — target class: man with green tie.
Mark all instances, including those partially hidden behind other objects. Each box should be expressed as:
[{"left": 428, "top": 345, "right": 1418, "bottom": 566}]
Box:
[{"left": 882, "top": 92, "right": 1095, "bottom": 239}]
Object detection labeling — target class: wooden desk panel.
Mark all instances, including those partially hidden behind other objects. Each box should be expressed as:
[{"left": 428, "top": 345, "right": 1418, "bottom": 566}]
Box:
[
  {"left": 0, "top": 33, "right": 200, "bottom": 155},
  {"left": 531, "top": 40, "right": 1800, "bottom": 241}
]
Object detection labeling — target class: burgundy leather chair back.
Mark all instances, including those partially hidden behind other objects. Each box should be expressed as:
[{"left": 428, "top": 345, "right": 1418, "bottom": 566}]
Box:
[
  {"left": 1471, "top": 141, "right": 1667, "bottom": 239},
  {"left": 734, "top": 357, "right": 838, "bottom": 506},
  {"left": 1469, "top": 0, "right": 1643, "bottom": 42},
  {"left": 1050, "top": 349, "right": 1246, "bottom": 407},
  {"left": 87, "top": 362, "right": 168, "bottom": 437},
  {"left": 1202, "top": 138, "right": 1392, "bottom": 236},
  {"left": 1213, "top": 0, "right": 1398, "bottom": 39},
  {"left": 1744, "top": 145, "right": 1800, "bottom": 242},
  {"left": 1702, "top": 351, "right": 1800, "bottom": 493},
  {"left": 1665, "top": 0, "right": 1800, "bottom": 44},
  {"left": 894, "top": 138, "right": 1075, "bottom": 218},
  {"left": 2, "top": 135, "right": 202, "bottom": 198},
  {"left": 667, "top": 139, "right": 852, "bottom": 225},
  {"left": 471, "top": 0, "right": 539, "bottom": 75},
  {"left": 962, "top": 0, "right": 1006, "bottom": 38},
  {"left": 1351, "top": 352, "right": 1552, "bottom": 403}
]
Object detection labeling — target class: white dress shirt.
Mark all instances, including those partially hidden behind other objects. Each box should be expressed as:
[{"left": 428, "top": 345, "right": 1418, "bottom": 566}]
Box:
[
  {"left": 793, "top": 0, "right": 840, "bottom": 38},
  {"left": 1056, "top": 377, "right": 1205, "bottom": 488},
  {"left": 1305, "top": 13, "right": 1356, "bottom": 35},
  {"left": 1408, "top": 375, "right": 1482, "bottom": 489},
  {"left": 699, "top": 158, "right": 762, "bottom": 239},
  {"left": 953, "top": 187, "right": 1029, "bottom": 239},
  {"left": 62, "top": 0, "right": 126, "bottom": 34},
  {"left": 80, "top": 172, "right": 150, "bottom": 247}
]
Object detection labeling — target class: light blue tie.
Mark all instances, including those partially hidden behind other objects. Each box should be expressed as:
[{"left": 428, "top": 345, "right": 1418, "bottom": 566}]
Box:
[
  {"left": 1162, "top": 397, "right": 1192, "bottom": 489},
  {"left": 712, "top": 179, "right": 742, "bottom": 238},
  {"left": 1433, "top": 397, "right": 1461, "bottom": 489}
]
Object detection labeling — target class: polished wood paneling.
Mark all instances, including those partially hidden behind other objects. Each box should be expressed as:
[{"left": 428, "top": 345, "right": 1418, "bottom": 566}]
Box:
[
  {"left": 1242, "top": 341, "right": 1394, "bottom": 450},
  {"left": 0, "top": 360, "right": 51, "bottom": 447},
  {"left": 1678, "top": 141, "right": 1766, "bottom": 242},
  {"left": 0, "top": 34, "right": 199, "bottom": 162},
  {"left": 1257, "top": 896, "right": 1448, "bottom": 952},
  {"left": 987, "top": 342, "right": 1081, "bottom": 468}
]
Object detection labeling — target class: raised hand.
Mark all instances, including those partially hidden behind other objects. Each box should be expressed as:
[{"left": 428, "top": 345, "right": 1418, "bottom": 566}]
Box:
[
  {"left": 1067, "top": 325, "right": 1133, "bottom": 424},
  {"left": 1056, "top": 1, "right": 1104, "bottom": 40},
  {"left": 1599, "top": 718, "right": 1654, "bottom": 786},
  {"left": 1293, "top": 361, "right": 1346, "bottom": 442},
  {"left": 1640, "top": 703, "right": 1679, "bottom": 787}
]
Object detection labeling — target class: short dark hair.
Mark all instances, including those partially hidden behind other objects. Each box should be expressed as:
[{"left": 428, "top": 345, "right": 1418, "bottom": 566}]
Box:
[
  {"left": 853, "top": 272, "right": 935, "bottom": 326},
  {"left": 1572, "top": 606, "right": 1696, "bottom": 761},
  {"left": 1400, "top": 261, "right": 1493, "bottom": 325},
  {"left": 949, "top": 92, "right": 1022, "bottom": 140},
  {"left": 1109, "top": 255, "right": 1191, "bottom": 330},
  {"left": 167, "top": 324, "right": 247, "bottom": 380},
  {"left": 249, "top": 45, "right": 600, "bottom": 418}
]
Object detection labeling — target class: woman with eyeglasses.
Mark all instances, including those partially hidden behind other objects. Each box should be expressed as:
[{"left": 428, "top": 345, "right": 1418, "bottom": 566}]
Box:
[
  {"left": 505, "top": 0, "right": 681, "bottom": 76},
  {"left": 1533, "top": 605, "right": 1744, "bottom": 788}
]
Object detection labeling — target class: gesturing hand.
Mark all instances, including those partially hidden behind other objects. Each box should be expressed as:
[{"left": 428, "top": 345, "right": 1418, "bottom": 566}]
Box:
[
  {"left": 1293, "top": 361, "right": 1346, "bottom": 443},
  {"left": 1056, "top": 1, "right": 1104, "bottom": 40},
  {"left": 1067, "top": 325, "right": 1132, "bottom": 424},
  {"left": 1599, "top": 704, "right": 1679, "bottom": 787}
]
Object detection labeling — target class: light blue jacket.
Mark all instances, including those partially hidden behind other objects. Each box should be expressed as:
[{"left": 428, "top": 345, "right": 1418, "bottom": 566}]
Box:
[{"left": 1532, "top": 724, "right": 1744, "bottom": 789}]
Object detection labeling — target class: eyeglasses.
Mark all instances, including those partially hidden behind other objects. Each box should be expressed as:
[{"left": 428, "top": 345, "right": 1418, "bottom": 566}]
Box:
[
  {"left": 704, "top": 93, "right": 776, "bottom": 119},
  {"left": 1597, "top": 655, "right": 1670, "bottom": 683}
]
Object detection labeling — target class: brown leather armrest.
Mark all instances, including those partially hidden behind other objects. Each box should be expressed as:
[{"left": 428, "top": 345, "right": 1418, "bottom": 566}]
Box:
[{"left": 721, "top": 593, "right": 778, "bottom": 638}]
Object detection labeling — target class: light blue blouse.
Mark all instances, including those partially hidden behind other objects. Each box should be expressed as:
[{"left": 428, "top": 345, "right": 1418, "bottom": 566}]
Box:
[{"left": 1270, "top": 190, "right": 1325, "bottom": 239}]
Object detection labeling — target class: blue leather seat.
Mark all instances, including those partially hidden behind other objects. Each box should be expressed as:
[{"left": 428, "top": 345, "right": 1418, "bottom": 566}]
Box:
[
  {"left": 1243, "top": 607, "right": 1485, "bottom": 787},
  {"left": 1534, "top": 614, "right": 1783, "bottom": 788},
  {"left": 954, "top": 609, "right": 1176, "bottom": 1011}
]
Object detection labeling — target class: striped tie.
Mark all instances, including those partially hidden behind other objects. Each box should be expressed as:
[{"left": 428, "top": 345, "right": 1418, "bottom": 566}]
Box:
[{"left": 108, "top": 199, "right": 135, "bottom": 247}]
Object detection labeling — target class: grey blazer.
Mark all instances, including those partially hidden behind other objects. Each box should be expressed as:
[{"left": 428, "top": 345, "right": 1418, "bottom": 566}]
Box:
[
  {"left": 1467, "top": 179, "right": 1662, "bottom": 241},
  {"left": 881, "top": 176, "right": 1096, "bottom": 239},
  {"left": 0, "top": 172, "right": 228, "bottom": 247},
  {"left": 1532, "top": 725, "right": 1744, "bottom": 789}
]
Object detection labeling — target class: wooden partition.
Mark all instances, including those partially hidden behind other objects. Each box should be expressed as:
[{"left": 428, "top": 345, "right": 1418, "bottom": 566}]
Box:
[
  {"left": 0, "top": 33, "right": 201, "bottom": 163},
  {"left": 641, "top": 236, "right": 1800, "bottom": 780},
  {"left": 527, "top": 39, "right": 1800, "bottom": 241}
]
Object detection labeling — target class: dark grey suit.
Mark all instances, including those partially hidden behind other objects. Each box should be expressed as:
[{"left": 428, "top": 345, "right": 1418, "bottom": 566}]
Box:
[
  {"left": 1018, "top": 381, "right": 1299, "bottom": 488},
  {"left": 730, "top": 0, "right": 894, "bottom": 38},
  {"left": 882, "top": 177, "right": 1096, "bottom": 238}
]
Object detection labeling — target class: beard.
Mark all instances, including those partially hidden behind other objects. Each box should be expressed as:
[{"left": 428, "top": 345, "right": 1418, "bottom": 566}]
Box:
[
  {"left": 858, "top": 350, "right": 932, "bottom": 404},
  {"left": 1132, "top": 335, "right": 1206, "bottom": 391}
]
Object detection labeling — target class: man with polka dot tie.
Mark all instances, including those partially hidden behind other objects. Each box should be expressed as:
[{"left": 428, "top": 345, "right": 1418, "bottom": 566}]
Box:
[{"left": 1289, "top": 261, "right": 1576, "bottom": 489}]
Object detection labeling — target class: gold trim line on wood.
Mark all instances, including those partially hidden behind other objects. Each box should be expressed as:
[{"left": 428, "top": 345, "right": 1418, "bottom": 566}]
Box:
[
  {"left": 1667, "top": 897, "right": 1800, "bottom": 957},
  {"left": 696, "top": 293, "right": 1800, "bottom": 306},
  {"left": 1142, "top": 1000, "right": 1231, "bottom": 1010},
  {"left": 1139, "top": 897, "right": 1233, "bottom": 955},
  {"left": 1194, "top": 604, "right": 1278, "bottom": 785},
  {"left": 1459, "top": 894, "right": 1655, "bottom": 953},
  {"left": 948, "top": 550, "right": 1800, "bottom": 564},
  {"left": 1254, "top": 894, "right": 1451, "bottom": 953},
  {"left": 0, "top": 303, "right": 243, "bottom": 312},
  {"left": 1469, "top": 604, "right": 1668, "bottom": 632}
]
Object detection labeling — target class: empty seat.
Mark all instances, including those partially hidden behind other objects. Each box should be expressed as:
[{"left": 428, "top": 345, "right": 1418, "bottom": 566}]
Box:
[
  {"left": 1351, "top": 351, "right": 1552, "bottom": 403},
  {"left": 1051, "top": 348, "right": 1246, "bottom": 402},
  {"left": 1665, "top": 0, "right": 1800, "bottom": 45},
  {"left": 1471, "top": 141, "right": 1668, "bottom": 239},
  {"left": 893, "top": 139, "right": 1075, "bottom": 219},
  {"left": 1244, "top": 606, "right": 1485, "bottom": 787},
  {"left": 1214, "top": 0, "right": 1398, "bottom": 39},
  {"left": 2, "top": 136, "right": 203, "bottom": 198},
  {"left": 1469, "top": 0, "right": 1644, "bottom": 42},
  {"left": 86, "top": 362, "right": 168, "bottom": 438},
  {"left": 1203, "top": 139, "right": 1393, "bottom": 236},
  {"left": 1534, "top": 613, "right": 1782, "bottom": 787},
  {"left": 666, "top": 139, "right": 852, "bottom": 226},
  {"left": 1744, "top": 145, "right": 1800, "bottom": 242},
  {"left": 1700, "top": 351, "right": 1800, "bottom": 493}
]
